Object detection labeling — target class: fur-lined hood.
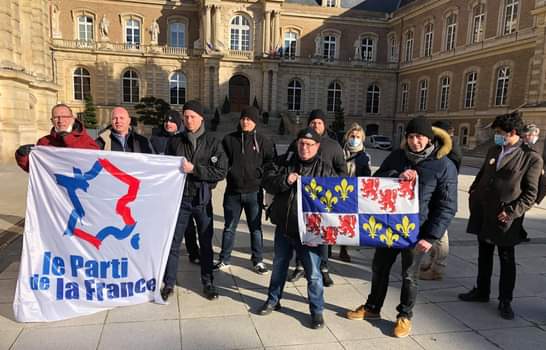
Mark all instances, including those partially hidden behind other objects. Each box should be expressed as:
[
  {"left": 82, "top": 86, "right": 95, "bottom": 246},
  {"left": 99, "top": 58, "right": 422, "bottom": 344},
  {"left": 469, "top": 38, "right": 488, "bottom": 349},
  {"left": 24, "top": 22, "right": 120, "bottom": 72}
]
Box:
[{"left": 400, "top": 126, "right": 453, "bottom": 160}]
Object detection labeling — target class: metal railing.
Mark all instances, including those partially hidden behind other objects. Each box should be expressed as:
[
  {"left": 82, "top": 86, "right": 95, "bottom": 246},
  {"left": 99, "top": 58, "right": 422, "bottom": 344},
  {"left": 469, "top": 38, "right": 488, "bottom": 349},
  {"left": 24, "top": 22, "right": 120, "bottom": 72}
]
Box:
[{"left": 52, "top": 39, "right": 198, "bottom": 57}]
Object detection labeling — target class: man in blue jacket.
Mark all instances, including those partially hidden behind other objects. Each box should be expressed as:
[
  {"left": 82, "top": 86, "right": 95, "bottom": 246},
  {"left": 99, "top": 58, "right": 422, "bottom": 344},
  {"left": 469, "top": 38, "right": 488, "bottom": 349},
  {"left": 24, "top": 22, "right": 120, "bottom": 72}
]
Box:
[{"left": 346, "top": 116, "right": 458, "bottom": 338}]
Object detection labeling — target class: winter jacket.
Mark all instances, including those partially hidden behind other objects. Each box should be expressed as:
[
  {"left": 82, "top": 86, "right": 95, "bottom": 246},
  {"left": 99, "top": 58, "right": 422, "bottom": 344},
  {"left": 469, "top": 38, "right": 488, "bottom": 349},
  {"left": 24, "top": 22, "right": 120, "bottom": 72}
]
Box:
[
  {"left": 263, "top": 153, "right": 336, "bottom": 240},
  {"left": 374, "top": 127, "right": 458, "bottom": 241},
  {"left": 96, "top": 128, "right": 153, "bottom": 154},
  {"left": 165, "top": 129, "right": 228, "bottom": 201},
  {"left": 345, "top": 150, "right": 372, "bottom": 177},
  {"left": 467, "top": 141, "right": 543, "bottom": 246},
  {"left": 222, "top": 127, "right": 275, "bottom": 194},
  {"left": 285, "top": 134, "right": 347, "bottom": 176},
  {"left": 150, "top": 128, "right": 178, "bottom": 154},
  {"left": 15, "top": 119, "right": 99, "bottom": 172}
]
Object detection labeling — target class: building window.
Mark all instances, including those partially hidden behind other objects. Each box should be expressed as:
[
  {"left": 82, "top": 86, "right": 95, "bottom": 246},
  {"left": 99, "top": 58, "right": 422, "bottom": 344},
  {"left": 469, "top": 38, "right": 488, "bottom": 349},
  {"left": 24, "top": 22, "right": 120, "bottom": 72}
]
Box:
[
  {"left": 122, "top": 70, "right": 139, "bottom": 103},
  {"left": 361, "top": 37, "right": 375, "bottom": 62},
  {"left": 439, "top": 76, "right": 450, "bottom": 111},
  {"left": 404, "top": 31, "right": 414, "bottom": 63},
  {"left": 126, "top": 19, "right": 141, "bottom": 47},
  {"left": 424, "top": 23, "right": 433, "bottom": 57},
  {"left": 73, "top": 67, "right": 91, "bottom": 100},
  {"left": 323, "top": 35, "right": 336, "bottom": 61},
  {"left": 325, "top": 0, "right": 336, "bottom": 7},
  {"left": 472, "top": 5, "right": 485, "bottom": 43},
  {"left": 284, "top": 31, "right": 298, "bottom": 59},
  {"left": 504, "top": 0, "right": 519, "bottom": 35},
  {"left": 446, "top": 14, "right": 457, "bottom": 51},
  {"left": 388, "top": 34, "right": 398, "bottom": 62},
  {"left": 460, "top": 126, "right": 469, "bottom": 146},
  {"left": 169, "top": 22, "right": 185, "bottom": 48},
  {"left": 78, "top": 16, "right": 94, "bottom": 42},
  {"left": 366, "top": 84, "right": 380, "bottom": 114},
  {"left": 169, "top": 72, "right": 186, "bottom": 105},
  {"left": 418, "top": 79, "right": 428, "bottom": 112},
  {"left": 464, "top": 71, "right": 477, "bottom": 108},
  {"left": 327, "top": 81, "right": 342, "bottom": 112},
  {"left": 495, "top": 66, "right": 510, "bottom": 106},
  {"left": 287, "top": 79, "right": 302, "bottom": 111},
  {"left": 230, "top": 15, "right": 251, "bottom": 51},
  {"left": 401, "top": 83, "right": 409, "bottom": 112}
]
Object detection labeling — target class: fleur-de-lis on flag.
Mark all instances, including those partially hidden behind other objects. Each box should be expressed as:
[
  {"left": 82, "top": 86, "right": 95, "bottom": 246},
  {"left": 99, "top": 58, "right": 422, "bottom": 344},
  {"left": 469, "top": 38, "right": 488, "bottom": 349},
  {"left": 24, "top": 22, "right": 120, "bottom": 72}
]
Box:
[
  {"left": 305, "top": 178, "right": 323, "bottom": 200},
  {"left": 334, "top": 178, "right": 354, "bottom": 201},
  {"left": 380, "top": 227, "right": 400, "bottom": 248},
  {"left": 395, "top": 215, "right": 416, "bottom": 238},
  {"left": 320, "top": 190, "right": 338, "bottom": 212},
  {"left": 362, "top": 216, "right": 382, "bottom": 239}
]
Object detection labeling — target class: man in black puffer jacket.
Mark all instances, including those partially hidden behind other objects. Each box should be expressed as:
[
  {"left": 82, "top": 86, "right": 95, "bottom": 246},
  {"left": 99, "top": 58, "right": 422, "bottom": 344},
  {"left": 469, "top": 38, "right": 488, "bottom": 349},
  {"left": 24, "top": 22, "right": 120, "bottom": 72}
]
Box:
[
  {"left": 96, "top": 107, "right": 153, "bottom": 153},
  {"left": 161, "top": 100, "right": 228, "bottom": 301},
  {"left": 258, "top": 127, "right": 336, "bottom": 330},
  {"left": 346, "top": 116, "right": 458, "bottom": 338},
  {"left": 214, "top": 106, "right": 275, "bottom": 274}
]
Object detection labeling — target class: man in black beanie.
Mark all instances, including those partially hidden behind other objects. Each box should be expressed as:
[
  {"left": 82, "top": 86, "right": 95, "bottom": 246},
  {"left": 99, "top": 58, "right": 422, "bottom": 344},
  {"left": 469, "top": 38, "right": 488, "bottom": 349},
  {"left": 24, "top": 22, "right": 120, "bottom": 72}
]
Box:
[
  {"left": 346, "top": 116, "right": 457, "bottom": 338},
  {"left": 214, "top": 106, "right": 275, "bottom": 274},
  {"left": 287, "top": 109, "right": 347, "bottom": 286},
  {"left": 162, "top": 100, "right": 228, "bottom": 301}
]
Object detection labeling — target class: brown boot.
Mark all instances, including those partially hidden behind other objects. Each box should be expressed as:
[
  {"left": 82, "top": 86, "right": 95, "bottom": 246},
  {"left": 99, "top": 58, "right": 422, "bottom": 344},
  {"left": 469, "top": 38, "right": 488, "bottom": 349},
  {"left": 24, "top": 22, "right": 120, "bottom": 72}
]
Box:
[
  {"left": 346, "top": 305, "right": 380, "bottom": 320},
  {"left": 419, "top": 269, "right": 443, "bottom": 280},
  {"left": 393, "top": 317, "right": 412, "bottom": 338}
]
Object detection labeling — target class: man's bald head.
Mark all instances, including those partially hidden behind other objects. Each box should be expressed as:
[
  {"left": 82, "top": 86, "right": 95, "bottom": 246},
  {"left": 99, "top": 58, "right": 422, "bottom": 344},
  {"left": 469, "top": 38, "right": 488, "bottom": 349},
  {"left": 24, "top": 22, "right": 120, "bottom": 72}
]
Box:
[{"left": 111, "top": 107, "right": 131, "bottom": 136}]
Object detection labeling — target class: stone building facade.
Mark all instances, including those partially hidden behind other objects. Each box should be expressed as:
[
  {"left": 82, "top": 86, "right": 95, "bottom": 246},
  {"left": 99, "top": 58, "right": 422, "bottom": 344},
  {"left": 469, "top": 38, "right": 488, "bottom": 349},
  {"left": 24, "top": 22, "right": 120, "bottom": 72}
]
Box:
[{"left": 1, "top": 0, "right": 546, "bottom": 162}]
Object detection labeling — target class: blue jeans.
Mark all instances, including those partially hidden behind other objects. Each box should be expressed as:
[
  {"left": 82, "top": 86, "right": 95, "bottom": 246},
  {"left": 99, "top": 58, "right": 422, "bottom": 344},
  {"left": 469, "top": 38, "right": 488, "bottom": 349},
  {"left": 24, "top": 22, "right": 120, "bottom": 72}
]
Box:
[
  {"left": 164, "top": 196, "right": 214, "bottom": 287},
  {"left": 266, "top": 226, "right": 324, "bottom": 316},
  {"left": 219, "top": 191, "right": 264, "bottom": 265}
]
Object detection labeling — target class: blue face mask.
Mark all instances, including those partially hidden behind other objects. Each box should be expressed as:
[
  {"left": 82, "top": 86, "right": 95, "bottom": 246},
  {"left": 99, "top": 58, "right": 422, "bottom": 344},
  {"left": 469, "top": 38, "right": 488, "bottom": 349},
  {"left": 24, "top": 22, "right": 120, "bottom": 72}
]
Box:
[
  {"left": 348, "top": 137, "right": 362, "bottom": 147},
  {"left": 494, "top": 133, "right": 507, "bottom": 146}
]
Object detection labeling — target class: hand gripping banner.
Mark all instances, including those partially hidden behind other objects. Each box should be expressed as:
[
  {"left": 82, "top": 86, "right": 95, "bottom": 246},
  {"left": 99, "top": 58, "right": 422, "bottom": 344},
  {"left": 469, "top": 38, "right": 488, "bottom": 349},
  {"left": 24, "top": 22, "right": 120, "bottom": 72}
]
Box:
[
  {"left": 297, "top": 176, "right": 419, "bottom": 248},
  {"left": 13, "top": 147, "right": 186, "bottom": 322}
]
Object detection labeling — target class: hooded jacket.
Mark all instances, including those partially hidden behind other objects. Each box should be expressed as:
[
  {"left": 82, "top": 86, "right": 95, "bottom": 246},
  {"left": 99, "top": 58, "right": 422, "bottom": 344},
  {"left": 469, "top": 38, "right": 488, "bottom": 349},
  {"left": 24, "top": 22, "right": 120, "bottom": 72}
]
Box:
[
  {"left": 375, "top": 127, "right": 458, "bottom": 241},
  {"left": 96, "top": 127, "right": 153, "bottom": 154},
  {"left": 222, "top": 127, "right": 275, "bottom": 194},
  {"left": 15, "top": 119, "right": 99, "bottom": 172}
]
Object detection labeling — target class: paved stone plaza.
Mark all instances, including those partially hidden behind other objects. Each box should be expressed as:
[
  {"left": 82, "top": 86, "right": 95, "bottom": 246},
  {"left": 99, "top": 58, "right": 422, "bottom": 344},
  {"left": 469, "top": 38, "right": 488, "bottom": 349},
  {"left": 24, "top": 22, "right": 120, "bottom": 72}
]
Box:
[{"left": 1, "top": 150, "right": 545, "bottom": 350}]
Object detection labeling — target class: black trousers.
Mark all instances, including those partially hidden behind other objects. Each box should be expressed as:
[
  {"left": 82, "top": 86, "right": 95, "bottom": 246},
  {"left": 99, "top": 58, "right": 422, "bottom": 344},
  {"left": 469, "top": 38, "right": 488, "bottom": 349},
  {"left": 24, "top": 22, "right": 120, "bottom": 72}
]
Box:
[
  {"left": 184, "top": 219, "right": 200, "bottom": 259},
  {"left": 364, "top": 247, "right": 424, "bottom": 319},
  {"left": 477, "top": 239, "right": 516, "bottom": 301}
]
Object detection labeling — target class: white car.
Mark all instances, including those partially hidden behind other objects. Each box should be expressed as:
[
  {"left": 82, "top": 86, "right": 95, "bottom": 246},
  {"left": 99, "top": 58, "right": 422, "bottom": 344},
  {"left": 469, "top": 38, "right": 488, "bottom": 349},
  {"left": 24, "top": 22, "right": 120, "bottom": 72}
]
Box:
[{"left": 365, "top": 135, "right": 392, "bottom": 150}]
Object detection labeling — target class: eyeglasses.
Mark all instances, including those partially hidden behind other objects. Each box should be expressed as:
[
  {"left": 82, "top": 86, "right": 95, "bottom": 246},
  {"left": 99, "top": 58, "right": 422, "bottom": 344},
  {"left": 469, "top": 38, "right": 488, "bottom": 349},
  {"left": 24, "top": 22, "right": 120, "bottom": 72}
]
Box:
[{"left": 51, "top": 115, "right": 73, "bottom": 120}]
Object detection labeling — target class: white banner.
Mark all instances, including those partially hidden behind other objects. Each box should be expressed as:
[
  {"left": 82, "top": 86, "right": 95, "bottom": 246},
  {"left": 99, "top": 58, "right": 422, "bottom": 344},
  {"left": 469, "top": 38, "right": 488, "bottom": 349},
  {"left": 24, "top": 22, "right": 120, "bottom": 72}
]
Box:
[{"left": 13, "top": 146, "right": 185, "bottom": 322}]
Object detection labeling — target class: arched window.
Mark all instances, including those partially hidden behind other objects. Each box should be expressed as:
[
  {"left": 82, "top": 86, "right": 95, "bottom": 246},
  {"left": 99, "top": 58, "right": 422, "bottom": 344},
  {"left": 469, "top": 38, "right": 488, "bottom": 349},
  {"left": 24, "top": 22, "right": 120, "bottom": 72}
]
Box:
[
  {"left": 126, "top": 19, "right": 141, "bottom": 47},
  {"left": 503, "top": 0, "right": 518, "bottom": 35},
  {"left": 169, "top": 22, "right": 186, "bottom": 48},
  {"left": 122, "top": 70, "right": 139, "bottom": 103},
  {"left": 287, "top": 79, "right": 302, "bottom": 111},
  {"left": 439, "top": 76, "right": 450, "bottom": 110},
  {"left": 423, "top": 23, "right": 433, "bottom": 57},
  {"left": 464, "top": 71, "right": 477, "bottom": 108},
  {"left": 323, "top": 35, "right": 337, "bottom": 61},
  {"left": 400, "top": 83, "right": 409, "bottom": 112},
  {"left": 170, "top": 72, "right": 186, "bottom": 105},
  {"left": 495, "top": 66, "right": 510, "bottom": 106},
  {"left": 472, "top": 4, "right": 485, "bottom": 43},
  {"left": 327, "top": 81, "right": 342, "bottom": 112},
  {"left": 73, "top": 67, "right": 91, "bottom": 100},
  {"left": 445, "top": 14, "right": 457, "bottom": 51},
  {"left": 230, "top": 15, "right": 251, "bottom": 51},
  {"left": 284, "top": 31, "right": 298, "bottom": 59},
  {"left": 418, "top": 79, "right": 428, "bottom": 112},
  {"left": 460, "top": 126, "right": 469, "bottom": 146},
  {"left": 404, "top": 30, "right": 414, "bottom": 63},
  {"left": 366, "top": 84, "right": 380, "bottom": 114},
  {"left": 78, "top": 16, "right": 94, "bottom": 42},
  {"left": 361, "top": 37, "right": 375, "bottom": 62}
]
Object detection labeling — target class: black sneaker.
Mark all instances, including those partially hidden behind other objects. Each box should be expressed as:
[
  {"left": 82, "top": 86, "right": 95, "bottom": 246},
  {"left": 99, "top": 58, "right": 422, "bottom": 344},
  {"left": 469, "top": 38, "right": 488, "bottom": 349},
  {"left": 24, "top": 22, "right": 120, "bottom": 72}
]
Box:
[
  {"left": 458, "top": 287, "right": 489, "bottom": 302},
  {"left": 287, "top": 268, "right": 305, "bottom": 282},
  {"left": 160, "top": 285, "right": 174, "bottom": 301},
  {"left": 203, "top": 283, "right": 219, "bottom": 300},
  {"left": 499, "top": 301, "right": 515, "bottom": 320},
  {"left": 311, "top": 314, "right": 325, "bottom": 329},
  {"left": 322, "top": 270, "right": 334, "bottom": 287},
  {"left": 254, "top": 262, "right": 268, "bottom": 274},
  {"left": 257, "top": 301, "right": 281, "bottom": 315}
]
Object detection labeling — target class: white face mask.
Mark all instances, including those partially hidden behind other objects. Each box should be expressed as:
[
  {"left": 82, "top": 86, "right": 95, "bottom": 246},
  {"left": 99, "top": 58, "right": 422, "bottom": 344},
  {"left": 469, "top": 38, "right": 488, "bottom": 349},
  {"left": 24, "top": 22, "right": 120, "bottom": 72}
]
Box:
[
  {"left": 530, "top": 135, "right": 539, "bottom": 145},
  {"left": 348, "top": 137, "right": 362, "bottom": 147}
]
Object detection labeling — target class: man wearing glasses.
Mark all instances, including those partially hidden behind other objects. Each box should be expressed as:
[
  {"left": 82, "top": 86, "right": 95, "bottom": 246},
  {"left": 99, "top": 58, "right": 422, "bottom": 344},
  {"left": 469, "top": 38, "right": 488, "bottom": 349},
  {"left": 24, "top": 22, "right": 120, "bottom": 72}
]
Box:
[{"left": 15, "top": 103, "right": 99, "bottom": 172}]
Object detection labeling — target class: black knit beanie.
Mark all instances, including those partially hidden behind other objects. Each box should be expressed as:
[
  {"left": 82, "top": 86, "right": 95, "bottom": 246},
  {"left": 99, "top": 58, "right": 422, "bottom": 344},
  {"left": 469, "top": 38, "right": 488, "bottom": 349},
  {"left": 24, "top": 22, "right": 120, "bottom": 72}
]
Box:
[
  {"left": 405, "top": 116, "right": 434, "bottom": 140},
  {"left": 165, "top": 110, "right": 182, "bottom": 131},
  {"left": 307, "top": 109, "right": 326, "bottom": 125},
  {"left": 182, "top": 100, "right": 204, "bottom": 118},
  {"left": 240, "top": 106, "right": 259, "bottom": 124}
]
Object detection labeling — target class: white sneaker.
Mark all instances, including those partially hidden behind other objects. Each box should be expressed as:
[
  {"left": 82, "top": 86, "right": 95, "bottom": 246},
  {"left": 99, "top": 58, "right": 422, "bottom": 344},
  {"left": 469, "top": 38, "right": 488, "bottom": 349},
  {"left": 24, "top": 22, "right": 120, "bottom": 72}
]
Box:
[{"left": 254, "top": 262, "right": 268, "bottom": 274}]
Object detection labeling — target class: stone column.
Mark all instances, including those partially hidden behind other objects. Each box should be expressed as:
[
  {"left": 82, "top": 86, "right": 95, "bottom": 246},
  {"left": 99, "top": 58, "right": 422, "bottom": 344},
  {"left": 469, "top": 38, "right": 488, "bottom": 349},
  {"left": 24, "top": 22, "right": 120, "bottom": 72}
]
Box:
[
  {"left": 205, "top": 5, "right": 212, "bottom": 48},
  {"left": 214, "top": 5, "right": 222, "bottom": 50},
  {"left": 271, "top": 70, "right": 278, "bottom": 112},
  {"left": 262, "top": 70, "right": 269, "bottom": 112},
  {"left": 273, "top": 11, "right": 280, "bottom": 51},
  {"left": 264, "top": 10, "right": 271, "bottom": 54}
]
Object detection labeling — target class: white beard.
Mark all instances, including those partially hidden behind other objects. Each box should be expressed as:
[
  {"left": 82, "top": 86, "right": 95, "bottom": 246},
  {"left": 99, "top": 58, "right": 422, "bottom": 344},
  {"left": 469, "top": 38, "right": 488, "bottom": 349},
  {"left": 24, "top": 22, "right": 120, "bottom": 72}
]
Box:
[{"left": 55, "top": 123, "right": 73, "bottom": 134}]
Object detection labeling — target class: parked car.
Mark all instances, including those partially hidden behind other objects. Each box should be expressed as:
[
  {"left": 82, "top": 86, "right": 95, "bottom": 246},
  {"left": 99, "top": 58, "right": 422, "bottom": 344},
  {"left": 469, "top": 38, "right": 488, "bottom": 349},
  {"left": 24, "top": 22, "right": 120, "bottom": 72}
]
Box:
[{"left": 365, "top": 135, "right": 392, "bottom": 150}]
